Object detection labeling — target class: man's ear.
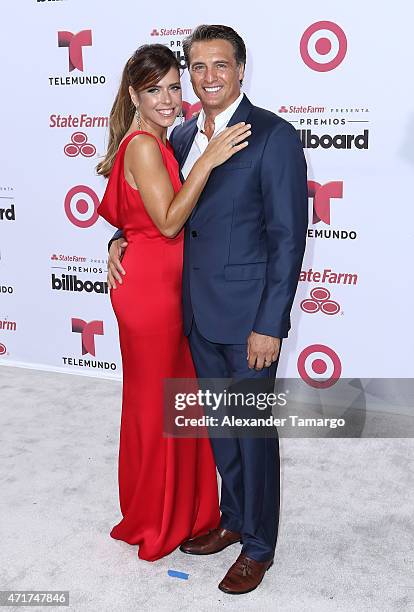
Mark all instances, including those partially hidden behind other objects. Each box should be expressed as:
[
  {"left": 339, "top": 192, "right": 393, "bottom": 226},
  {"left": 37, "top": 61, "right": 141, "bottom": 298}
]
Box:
[{"left": 238, "top": 63, "right": 245, "bottom": 84}]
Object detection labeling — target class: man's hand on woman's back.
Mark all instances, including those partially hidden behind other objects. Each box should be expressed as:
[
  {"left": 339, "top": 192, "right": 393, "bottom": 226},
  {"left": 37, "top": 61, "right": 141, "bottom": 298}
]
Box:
[{"left": 107, "top": 238, "right": 128, "bottom": 289}]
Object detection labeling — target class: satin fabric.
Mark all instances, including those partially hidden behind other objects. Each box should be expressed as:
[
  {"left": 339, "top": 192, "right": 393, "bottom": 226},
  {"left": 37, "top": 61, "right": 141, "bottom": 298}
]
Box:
[{"left": 98, "top": 130, "right": 220, "bottom": 561}]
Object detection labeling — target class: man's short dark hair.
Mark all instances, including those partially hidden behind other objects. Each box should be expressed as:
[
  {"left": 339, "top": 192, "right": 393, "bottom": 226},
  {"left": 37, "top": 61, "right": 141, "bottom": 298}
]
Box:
[{"left": 183, "top": 24, "right": 247, "bottom": 71}]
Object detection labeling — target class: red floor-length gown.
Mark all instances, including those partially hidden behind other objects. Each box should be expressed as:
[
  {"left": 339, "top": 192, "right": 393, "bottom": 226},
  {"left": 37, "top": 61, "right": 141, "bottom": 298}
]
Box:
[{"left": 98, "top": 130, "right": 220, "bottom": 561}]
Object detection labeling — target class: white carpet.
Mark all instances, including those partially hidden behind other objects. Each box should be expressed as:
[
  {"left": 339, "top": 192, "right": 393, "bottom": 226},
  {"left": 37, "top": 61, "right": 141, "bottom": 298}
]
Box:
[{"left": 1, "top": 365, "right": 413, "bottom": 611}]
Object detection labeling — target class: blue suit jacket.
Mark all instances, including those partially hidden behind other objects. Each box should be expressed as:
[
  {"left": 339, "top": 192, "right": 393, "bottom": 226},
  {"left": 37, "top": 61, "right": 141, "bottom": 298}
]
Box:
[{"left": 111, "top": 94, "right": 308, "bottom": 344}]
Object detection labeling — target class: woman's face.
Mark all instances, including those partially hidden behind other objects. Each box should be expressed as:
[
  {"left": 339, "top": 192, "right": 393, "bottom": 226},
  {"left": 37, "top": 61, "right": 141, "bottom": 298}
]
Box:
[{"left": 131, "top": 67, "right": 182, "bottom": 129}]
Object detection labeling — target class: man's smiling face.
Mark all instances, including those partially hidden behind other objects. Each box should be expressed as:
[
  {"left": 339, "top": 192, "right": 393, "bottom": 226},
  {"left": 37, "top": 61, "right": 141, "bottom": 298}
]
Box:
[{"left": 188, "top": 39, "right": 245, "bottom": 114}]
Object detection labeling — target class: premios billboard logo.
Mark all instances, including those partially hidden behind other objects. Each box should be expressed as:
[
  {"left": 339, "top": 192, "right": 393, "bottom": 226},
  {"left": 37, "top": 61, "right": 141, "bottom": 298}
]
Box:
[
  {"left": 52, "top": 274, "right": 108, "bottom": 294},
  {"left": 0, "top": 201, "right": 15, "bottom": 222},
  {"left": 51, "top": 250, "right": 108, "bottom": 296},
  {"left": 0, "top": 186, "right": 16, "bottom": 222},
  {"left": 279, "top": 104, "right": 370, "bottom": 151},
  {"left": 50, "top": 29, "right": 106, "bottom": 86}
]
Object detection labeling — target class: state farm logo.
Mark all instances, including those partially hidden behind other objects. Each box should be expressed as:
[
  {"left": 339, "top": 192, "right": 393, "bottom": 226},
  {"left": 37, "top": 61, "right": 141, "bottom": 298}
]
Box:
[
  {"left": 62, "top": 317, "right": 116, "bottom": 371},
  {"left": 300, "top": 288, "right": 340, "bottom": 315},
  {"left": 0, "top": 317, "right": 17, "bottom": 331},
  {"left": 150, "top": 27, "right": 192, "bottom": 37},
  {"left": 297, "top": 344, "right": 342, "bottom": 388},
  {"left": 50, "top": 113, "right": 108, "bottom": 129},
  {"left": 0, "top": 343, "right": 7, "bottom": 356},
  {"left": 307, "top": 180, "right": 357, "bottom": 240},
  {"left": 50, "top": 29, "right": 106, "bottom": 87},
  {"left": 149, "top": 27, "right": 193, "bottom": 68},
  {"left": 64, "top": 132, "right": 96, "bottom": 157},
  {"left": 72, "top": 318, "right": 103, "bottom": 356},
  {"left": 279, "top": 105, "right": 325, "bottom": 114},
  {"left": 300, "top": 21, "right": 347, "bottom": 72},
  {"left": 58, "top": 30, "right": 92, "bottom": 72},
  {"left": 182, "top": 100, "right": 202, "bottom": 121},
  {"left": 51, "top": 253, "right": 87, "bottom": 263},
  {"left": 300, "top": 268, "right": 358, "bottom": 286},
  {"left": 64, "top": 185, "right": 100, "bottom": 228}
]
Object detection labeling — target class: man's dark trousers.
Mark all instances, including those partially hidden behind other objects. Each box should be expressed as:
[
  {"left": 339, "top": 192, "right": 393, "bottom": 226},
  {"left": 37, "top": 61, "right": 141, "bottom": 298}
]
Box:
[{"left": 189, "top": 319, "right": 280, "bottom": 562}]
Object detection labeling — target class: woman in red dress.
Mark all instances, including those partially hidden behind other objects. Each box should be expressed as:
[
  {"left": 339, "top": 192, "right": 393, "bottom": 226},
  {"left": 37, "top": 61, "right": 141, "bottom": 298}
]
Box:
[{"left": 96, "top": 45, "right": 250, "bottom": 561}]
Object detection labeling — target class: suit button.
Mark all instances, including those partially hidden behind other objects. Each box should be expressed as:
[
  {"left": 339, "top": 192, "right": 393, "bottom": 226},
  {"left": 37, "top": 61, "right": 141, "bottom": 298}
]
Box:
[{"left": 191, "top": 230, "right": 198, "bottom": 238}]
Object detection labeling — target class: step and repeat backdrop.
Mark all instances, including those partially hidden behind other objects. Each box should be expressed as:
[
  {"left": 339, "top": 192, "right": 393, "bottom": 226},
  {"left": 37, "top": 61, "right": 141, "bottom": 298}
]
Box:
[{"left": 0, "top": 1, "right": 412, "bottom": 384}]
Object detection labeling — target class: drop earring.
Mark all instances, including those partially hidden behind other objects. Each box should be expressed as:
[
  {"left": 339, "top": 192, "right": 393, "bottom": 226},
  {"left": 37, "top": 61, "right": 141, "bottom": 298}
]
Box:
[
  {"left": 135, "top": 105, "right": 142, "bottom": 130},
  {"left": 178, "top": 109, "right": 184, "bottom": 126}
]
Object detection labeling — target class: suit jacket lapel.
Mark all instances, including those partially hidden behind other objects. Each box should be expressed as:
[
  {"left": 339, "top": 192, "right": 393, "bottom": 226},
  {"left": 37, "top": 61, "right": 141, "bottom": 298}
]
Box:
[
  {"left": 174, "top": 123, "right": 197, "bottom": 214},
  {"left": 179, "top": 123, "right": 198, "bottom": 171},
  {"left": 178, "top": 94, "right": 253, "bottom": 171},
  {"left": 182, "top": 95, "right": 254, "bottom": 222},
  {"left": 225, "top": 93, "right": 253, "bottom": 128}
]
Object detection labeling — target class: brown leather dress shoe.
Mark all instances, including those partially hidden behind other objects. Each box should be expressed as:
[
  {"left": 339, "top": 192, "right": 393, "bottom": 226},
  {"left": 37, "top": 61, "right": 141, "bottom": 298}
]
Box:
[
  {"left": 179, "top": 528, "right": 241, "bottom": 555},
  {"left": 218, "top": 553, "right": 273, "bottom": 594}
]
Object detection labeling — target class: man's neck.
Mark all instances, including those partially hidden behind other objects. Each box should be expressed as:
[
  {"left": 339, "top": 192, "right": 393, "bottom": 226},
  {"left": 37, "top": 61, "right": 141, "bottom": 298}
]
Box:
[
  {"left": 202, "top": 92, "right": 242, "bottom": 140},
  {"left": 203, "top": 92, "right": 242, "bottom": 124}
]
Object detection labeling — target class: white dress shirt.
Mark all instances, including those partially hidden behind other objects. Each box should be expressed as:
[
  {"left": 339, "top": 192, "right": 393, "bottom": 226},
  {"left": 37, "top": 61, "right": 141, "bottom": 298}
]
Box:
[{"left": 181, "top": 92, "right": 244, "bottom": 179}]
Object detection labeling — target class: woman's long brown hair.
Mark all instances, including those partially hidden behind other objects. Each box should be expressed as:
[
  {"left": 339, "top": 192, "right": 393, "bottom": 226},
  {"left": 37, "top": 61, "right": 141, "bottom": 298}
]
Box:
[{"left": 96, "top": 44, "right": 180, "bottom": 178}]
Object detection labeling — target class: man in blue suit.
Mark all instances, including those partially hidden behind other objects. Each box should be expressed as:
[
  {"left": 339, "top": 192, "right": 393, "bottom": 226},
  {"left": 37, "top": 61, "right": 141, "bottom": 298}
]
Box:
[{"left": 108, "top": 25, "right": 308, "bottom": 594}]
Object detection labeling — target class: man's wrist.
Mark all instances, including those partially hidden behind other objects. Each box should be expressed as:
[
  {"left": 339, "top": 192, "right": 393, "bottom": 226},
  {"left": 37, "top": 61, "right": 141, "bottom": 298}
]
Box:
[{"left": 251, "top": 329, "right": 280, "bottom": 341}]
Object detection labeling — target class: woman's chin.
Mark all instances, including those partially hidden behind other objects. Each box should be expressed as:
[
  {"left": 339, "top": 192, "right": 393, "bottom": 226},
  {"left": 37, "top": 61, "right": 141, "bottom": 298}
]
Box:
[{"left": 153, "top": 112, "right": 179, "bottom": 128}]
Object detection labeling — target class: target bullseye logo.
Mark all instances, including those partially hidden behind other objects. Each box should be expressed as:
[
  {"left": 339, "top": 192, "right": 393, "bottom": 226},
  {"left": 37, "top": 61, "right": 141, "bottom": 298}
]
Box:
[
  {"left": 0, "top": 343, "right": 7, "bottom": 356},
  {"left": 301, "top": 287, "right": 340, "bottom": 315},
  {"left": 64, "top": 185, "right": 100, "bottom": 228},
  {"left": 64, "top": 132, "right": 96, "bottom": 158},
  {"left": 297, "top": 344, "right": 342, "bottom": 388},
  {"left": 300, "top": 21, "right": 347, "bottom": 72}
]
